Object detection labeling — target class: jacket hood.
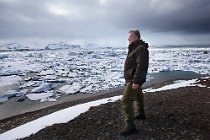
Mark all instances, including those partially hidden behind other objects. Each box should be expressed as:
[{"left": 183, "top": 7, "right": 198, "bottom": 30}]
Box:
[{"left": 129, "top": 39, "right": 149, "bottom": 49}]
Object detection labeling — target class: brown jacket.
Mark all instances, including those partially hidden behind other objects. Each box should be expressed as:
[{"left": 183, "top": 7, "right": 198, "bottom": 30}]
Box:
[{"left": 124, "top": 39, "right": 149, "bottom": 85}]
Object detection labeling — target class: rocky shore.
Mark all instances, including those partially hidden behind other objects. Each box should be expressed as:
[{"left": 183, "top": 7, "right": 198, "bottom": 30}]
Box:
[{"left": 1, "top": 78, "right": 210, "bottom": 140}]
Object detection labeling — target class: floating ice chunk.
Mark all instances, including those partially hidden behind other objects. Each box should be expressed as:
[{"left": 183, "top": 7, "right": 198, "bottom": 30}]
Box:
[
  {"left": 31, "top": 82, "right": 59, "bottom": 93},
  {"left": 106, "top": 71, "right": 121, "bottom": 81},
  {"left": 48, "top": 98, "right": 57, "bottom": 102},
  {"left": 38, "top": 69, "right": 55, "bottom": 76},
  {"left": 0, "top": 75, "right": 22, "bottom": 87},
  {"left": 56, "top": 78, "right": 71, "bottom": 83},
  {"left": 110, "top": 81, "right": 122, "bottom": 87},
  {"left": 20, "top": 81, "right": 36, "bottom": 88},
  {"left": 40, "top": 98, "right": 47, "bottom": 103},
  {"left": 0, "top": 89, "right": 29, "bottom": 103},
  {"left": 80, "top": 84, "right": 93, "bottom": 93},
  {"left": 118, "top": 78, "right": 125, "bottom": 83},
  {"left": 24, "top": 77, "right": 32, "bottom": 81},
  {"left": 0, "top": 53, "right": 9, "bottom": 59},
  {"left": 31, "top": 82, "right": 51, "bottom": 93},
  {"left": 1, "top": 90, "right": 17, "bottom": 98},
  {"left": 159, "top": 66, "right": 173, "bottom": 72},
  {"left": 0, "top": 90, "right": 16, "bottom": 104},
  {"left": 40, "top": 98, "right": 57, "bottom": 102},
  {"left": 59, "top": 83, "right": 82, "bottom": 94},
  {"left": 32, "top": 81, "right": 42, "bottom": 87},
  {"left": 16, "top": 95, "right": 26, "bottom": 102},
  {"left": 54, "top": 69, "right": 69, "bottom": 76},
  {"left": 31, "top": 76, "right": 42, "bottom": 81},
  {"left": 16, "top": 89, "right": 28, "bottom": 97},
  {"left": 45, "top": 78, "right": 68, "bottom": 83},
  {"left": 0, "top": 96, "right": 8, "bottom": 104},
  {"left": 26, "top": 92, "right": 54, "bottom": 102},
  {"left": 41, "top": 75, "right": 57, "bottom": 80},
  {"left": 100, "top": 83, "right": 112, "bottom": 90},
  {"left": 68, "top": 72, "right": 78, "bottom": 78}
]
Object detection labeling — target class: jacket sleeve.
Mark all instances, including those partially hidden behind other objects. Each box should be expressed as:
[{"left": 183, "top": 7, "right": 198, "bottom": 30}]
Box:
[{"left": 133, "top": 46, "right": 149, "bottom": 85}]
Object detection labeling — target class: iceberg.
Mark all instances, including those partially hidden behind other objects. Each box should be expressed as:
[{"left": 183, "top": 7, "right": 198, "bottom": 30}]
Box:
[
  {"left": 0, "top": 89, "right": 28, "bottom": 103},
  {"left": 26, "top": 92, "right": 54, "bottom": 102},
  {"left": 0, "top": 96, "right": 8, "bottom": 104},
  {"left": 0, "top": 75, "right": 22, "bottom": 87},
  {"left": 59, "top": 83, "right": 82, "bottom": 94},
  {"left": 1, "top": 90, "right": 18, "bottom": 98},
  {"left": 31, "top": 82, "right": 59, "bottom": 93}
]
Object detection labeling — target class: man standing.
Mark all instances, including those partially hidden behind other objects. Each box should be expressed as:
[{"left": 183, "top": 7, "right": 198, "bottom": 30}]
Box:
[{"left": 120, "top": 29, "right": 149, "bottom": 135}]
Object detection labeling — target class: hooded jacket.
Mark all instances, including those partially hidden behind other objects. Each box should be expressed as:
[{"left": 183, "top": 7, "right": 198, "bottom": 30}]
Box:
[{"left": 124, "top": 39, "right": 149, "bottom": 85}]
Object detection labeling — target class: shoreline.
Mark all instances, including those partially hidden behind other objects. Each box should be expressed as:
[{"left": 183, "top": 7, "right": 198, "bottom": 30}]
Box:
[
  {"left": 0, "top": 74, "right": 209, "bottom": 134},
  {"left": 1, "top": 76, "right": 209, "bottom": 140},
  {"left": 0, "top": 71, "right": 208, "bottom": 121},
  {"left": 24, "top": 78, "right": 210, "bottom": 140}
]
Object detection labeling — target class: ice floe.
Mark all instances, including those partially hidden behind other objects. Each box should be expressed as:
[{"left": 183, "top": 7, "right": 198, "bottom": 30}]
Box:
[
  {"left": 59, "top": 83, "right": 82, "bottom": 94},
  {"left": 0, "top": 89, "right": 28, "bottom": 103},
  {"left": 31, "top": 82, "right": 59, "bottom": 93},
  {"left": 0, "top": 75, "right": 22, "bottom": 87},
  {"left": 26, "top": 92, "right": 55, "bottom": 102}
]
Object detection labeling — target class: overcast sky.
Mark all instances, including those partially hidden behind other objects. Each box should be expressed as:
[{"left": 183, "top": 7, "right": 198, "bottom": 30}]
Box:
[{"left": 0, "top": 0, "right": 210, "bottom": 47}]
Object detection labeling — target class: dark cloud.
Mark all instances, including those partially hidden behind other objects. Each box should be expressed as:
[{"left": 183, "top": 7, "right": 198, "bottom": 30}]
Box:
[
  {"left": 0, "top": 0, "right": 210, "bottom": 45},
  {"left": 152, "top": 0, "right": 210, "bottom": 34},
  {"left": 108, "top": 0, "right": 210, "bottom": 34},
  {"left": 0, "top": 0, "right": 116, "bottom": 39}
]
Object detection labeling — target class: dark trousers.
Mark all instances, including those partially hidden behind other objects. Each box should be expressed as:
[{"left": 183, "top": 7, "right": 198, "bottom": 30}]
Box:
[{"left": 121, "top": 82, "right": 144, "bottom": 122}]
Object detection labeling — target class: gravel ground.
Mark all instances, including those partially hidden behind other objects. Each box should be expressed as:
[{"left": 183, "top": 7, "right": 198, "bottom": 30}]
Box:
[{"left": 1, "top": 78, "right": 210, "bottom": 140}]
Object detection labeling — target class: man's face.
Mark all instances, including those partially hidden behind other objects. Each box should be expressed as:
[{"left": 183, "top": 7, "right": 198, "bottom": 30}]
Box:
[{"left": 128, "top": 33, "right": 138, "bottom": 45}]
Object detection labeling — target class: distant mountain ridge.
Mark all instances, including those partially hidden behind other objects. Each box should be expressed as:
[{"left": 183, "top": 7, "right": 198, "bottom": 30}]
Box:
[
  {"left": 45, "top": 42, "right": 80, "bottom": 50},
  {"left": 0, "top": 42, "right": 81, "bottom": 51}
]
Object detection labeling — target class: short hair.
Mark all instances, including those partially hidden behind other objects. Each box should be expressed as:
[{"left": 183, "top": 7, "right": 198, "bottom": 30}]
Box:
[{"left": 129, "top": 29, "right": 141, "bottom": 39}]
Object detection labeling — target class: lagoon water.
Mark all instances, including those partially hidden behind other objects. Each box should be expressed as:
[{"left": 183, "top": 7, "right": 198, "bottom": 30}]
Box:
[
  {"left": 0, "top": 70, "right": 208, "bottom": 120},
  {"left": 0, "top": 43, "right": 209, "bottom": 119}
]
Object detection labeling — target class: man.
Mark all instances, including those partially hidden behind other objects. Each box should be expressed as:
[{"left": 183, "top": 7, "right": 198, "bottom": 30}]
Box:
[{"left": 120, "top": 29, "right": 149, "bottom": 135}]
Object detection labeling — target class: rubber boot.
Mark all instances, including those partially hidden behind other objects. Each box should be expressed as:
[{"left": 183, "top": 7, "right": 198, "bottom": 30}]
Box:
[
  {"left": 135, "top": 109, "right": 146, "bottom": 120},
  {"left": 120, "top": 121, "right": 137, "bottom": 135}
]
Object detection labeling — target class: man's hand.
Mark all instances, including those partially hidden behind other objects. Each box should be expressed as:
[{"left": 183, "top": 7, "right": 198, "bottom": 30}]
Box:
[{"left": 132, "top": 83, "right": 139, "bottom": 90}]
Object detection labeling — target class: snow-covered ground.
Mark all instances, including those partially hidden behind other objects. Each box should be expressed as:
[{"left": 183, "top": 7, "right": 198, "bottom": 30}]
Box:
[
  {"left": 0, "top": 43, "right": 210, "bottom": 104},
  {"left": 0, "top": 78, "right": 209, "bottom": 140}
]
